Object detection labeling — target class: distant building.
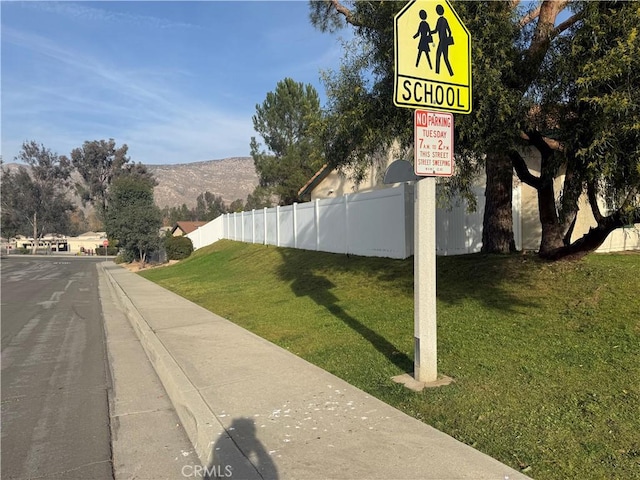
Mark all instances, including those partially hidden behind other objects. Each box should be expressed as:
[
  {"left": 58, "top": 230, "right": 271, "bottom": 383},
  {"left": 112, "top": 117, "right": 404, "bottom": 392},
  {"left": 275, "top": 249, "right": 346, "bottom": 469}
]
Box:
[
  {"left": 171, "top": 221, "right": 207, "bottom": 237},
  {"left": 5, "top": 232, "right": 108, "bottom": 255},
  {"left": 68, "top": 231, "right": 108, "bottom": 255},
  {"left": 12, "top": 234, "right": 70, "bottom": 253}
]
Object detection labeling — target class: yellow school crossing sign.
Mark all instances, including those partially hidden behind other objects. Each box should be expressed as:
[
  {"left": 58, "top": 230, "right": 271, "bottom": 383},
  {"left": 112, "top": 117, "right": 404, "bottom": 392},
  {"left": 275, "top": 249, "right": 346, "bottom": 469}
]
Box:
[{"left": 394, "top": 0, "right": 472, "bottom": 114}]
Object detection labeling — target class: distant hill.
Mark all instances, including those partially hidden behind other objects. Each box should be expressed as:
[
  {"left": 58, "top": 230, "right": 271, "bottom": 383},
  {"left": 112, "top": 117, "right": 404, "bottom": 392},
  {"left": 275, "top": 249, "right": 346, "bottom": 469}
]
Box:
[
  {"left": 4, "top": 157, "right": 260, "bottom": 210},
  {"left": 148, "top": 157, "right": 259, "bottom": 209}
]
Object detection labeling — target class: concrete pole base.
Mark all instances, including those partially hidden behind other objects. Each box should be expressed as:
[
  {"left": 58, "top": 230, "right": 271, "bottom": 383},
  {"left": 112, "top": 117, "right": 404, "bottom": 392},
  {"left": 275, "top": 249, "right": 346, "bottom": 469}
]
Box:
[{"left": 391, "top": 373, "right": 454, "bottom": 392}]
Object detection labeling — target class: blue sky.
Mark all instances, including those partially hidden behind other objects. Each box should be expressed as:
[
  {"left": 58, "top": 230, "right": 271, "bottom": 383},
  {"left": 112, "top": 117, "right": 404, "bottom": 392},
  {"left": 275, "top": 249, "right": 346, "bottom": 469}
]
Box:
[{"left": 1, "top": 1, "right": 347, "bottom": 165}]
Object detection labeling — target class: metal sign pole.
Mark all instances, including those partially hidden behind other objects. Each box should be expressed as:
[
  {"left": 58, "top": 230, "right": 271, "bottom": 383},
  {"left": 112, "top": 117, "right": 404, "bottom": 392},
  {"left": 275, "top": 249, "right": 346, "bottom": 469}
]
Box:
[
  {"left": 414, "top": 177, "right": 438, "bottom": 383},
  {"left": 393, "top": 0, "right": 472, "bottom": 388}
]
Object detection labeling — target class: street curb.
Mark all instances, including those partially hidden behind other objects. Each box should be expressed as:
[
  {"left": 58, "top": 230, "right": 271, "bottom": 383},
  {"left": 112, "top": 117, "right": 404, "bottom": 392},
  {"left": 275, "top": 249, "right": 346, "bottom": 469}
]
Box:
[{"left": 100, "top": 264, "right": 222, "bottom": 469}]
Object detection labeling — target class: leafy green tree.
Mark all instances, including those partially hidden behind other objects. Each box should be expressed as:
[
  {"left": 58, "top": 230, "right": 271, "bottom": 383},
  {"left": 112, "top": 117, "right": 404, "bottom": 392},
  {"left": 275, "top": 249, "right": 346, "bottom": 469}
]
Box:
[
  {"left": 310, "top": 0, "right": 638, "bottom": 259},
  {"left": 1, "top": 142, "right": 74, "bottom": 252},
  {"left": 104, "top": 174, "right": 162, "bottom": 263},
  {"left": 195, "top": 191, "right": 228, "bottom": 221},
  {"left": 250, "top": 77, "right": 325, "bottom": 205},
  {"left": 162, "top": 203, "right": 195, "bottom": 225},
  {"left": 161, "top": 192, "right": 228, "bottom": 226},
  {"left": 454, "top": 0, "right": 639, "bottom": 258},
  {"left": 312, "top": 1, "right": 413, "bottom": 183},
  {"left": 514, "top": 0, "right": 640, "bottom": 258},
  {"left": 228, "top": 199, "right": 245, "bottom": 213},
  {"left": 194, "top": 193, "right": 208, "bottom": 220},
  {"left": 450, "top": 0, "right": 593, "bottom": 256},
  {"left": 70, "top": 139, "right": 154, "bottom": 219},
  {"left": 245, "top": 186, "right": 274, "bottom": 210}
]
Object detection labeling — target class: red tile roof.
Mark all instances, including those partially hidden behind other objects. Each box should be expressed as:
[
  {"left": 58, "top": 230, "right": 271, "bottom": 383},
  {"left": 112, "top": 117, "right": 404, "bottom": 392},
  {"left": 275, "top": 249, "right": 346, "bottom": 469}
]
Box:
[{"left": 172, "top": 221, "right": 207, "bottom": 235}]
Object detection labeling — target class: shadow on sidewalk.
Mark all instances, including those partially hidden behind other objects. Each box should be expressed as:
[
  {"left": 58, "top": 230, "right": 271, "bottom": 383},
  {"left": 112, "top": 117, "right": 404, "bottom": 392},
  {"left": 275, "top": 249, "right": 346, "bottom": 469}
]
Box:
[
  {"left": 206, "top": 418, "right": 278, "bottom": 480},
  {"left": 277, "top": 248, "right": 413, "bottom": 374}
]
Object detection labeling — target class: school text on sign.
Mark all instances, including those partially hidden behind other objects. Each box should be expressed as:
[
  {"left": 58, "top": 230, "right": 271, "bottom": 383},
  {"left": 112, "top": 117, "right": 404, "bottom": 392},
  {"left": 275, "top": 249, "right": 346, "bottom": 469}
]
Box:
[{"left": 394, "top": 0, "right": 472, "bottom": 114}]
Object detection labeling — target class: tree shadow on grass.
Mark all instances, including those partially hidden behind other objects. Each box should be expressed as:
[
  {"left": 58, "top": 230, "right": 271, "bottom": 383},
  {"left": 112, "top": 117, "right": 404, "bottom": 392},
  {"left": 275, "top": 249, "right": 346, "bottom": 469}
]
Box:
[
  {"left": 272, "top": 244, "right": 543, "bottom": 380},
  {"left": 274, "top": 245, "right": 539, "bottom": 330},
  {"left": 276, "top": 248, "right": 414, "bottom": 374},
  {"left": 435, "top": 253, "right": 541, "bottom": 312}
]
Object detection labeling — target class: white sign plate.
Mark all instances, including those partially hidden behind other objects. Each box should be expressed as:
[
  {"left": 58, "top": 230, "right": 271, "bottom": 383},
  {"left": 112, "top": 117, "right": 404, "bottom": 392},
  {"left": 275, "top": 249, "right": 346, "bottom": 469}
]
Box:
[{"left": 414, "top": 110, "right": 454, "bottom": 176}]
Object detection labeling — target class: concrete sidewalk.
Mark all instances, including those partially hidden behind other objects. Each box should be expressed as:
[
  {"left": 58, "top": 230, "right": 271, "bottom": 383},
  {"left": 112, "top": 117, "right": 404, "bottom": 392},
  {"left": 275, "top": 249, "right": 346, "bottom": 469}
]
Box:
[{"left": 100, "top": 262, "right": 530, "bottom": 480}]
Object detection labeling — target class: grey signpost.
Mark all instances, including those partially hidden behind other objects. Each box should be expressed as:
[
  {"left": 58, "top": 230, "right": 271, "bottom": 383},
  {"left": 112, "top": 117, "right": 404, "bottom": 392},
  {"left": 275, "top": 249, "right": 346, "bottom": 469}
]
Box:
[
  {"left": 413, "top": 176, "right": 438, "bottom": 382},
  {"left": 385, "top": 110, "right": 454, "bottom": 385},
  {"left": 392, "top": 0, "right": 472, "bottom": 386}
]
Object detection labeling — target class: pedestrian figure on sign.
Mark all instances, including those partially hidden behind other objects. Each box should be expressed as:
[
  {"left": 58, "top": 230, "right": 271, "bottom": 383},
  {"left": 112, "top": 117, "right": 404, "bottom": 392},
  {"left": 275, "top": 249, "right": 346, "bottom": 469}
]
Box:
[
  {"left": 413, "top": 9, "right": 434, "bottom": 69},
  {"left": 434, "top": 4, "right": 454, "bottom": 76}
]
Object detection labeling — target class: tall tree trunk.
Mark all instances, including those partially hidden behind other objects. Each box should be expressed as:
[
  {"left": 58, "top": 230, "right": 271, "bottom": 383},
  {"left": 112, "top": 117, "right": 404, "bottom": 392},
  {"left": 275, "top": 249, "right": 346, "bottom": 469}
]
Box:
[
  {"left": 32, "top": 212, "right": 38, "bottom": 255},
  {"left": 482, "top": 152, "right": 516, "bottom": 253},
  {"left": 535, "top": 139, "right": 564, "bottom": 255},
  {"left": 538, "top": 165, "right": 583, "bottom": 255},
  {"left": 537, "top": 176, "right": 565, "bottom": 255}
]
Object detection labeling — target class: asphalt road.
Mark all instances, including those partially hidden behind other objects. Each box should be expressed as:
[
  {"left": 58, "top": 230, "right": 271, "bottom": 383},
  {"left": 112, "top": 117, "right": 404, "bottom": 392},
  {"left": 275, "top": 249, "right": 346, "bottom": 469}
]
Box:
[{"left": 1, "top": 256, "right": 114, "bottom": 479}]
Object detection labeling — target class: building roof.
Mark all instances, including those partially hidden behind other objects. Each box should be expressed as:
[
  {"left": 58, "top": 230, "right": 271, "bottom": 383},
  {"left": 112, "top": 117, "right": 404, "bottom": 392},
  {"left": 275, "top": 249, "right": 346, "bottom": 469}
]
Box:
[
  {"left": 78, "top": 231, "right": 107, "bottom": 238},
  {"left": 298, "top": 164, "right": 332, "bottom": 199},
  {"left": 171, "top": 221, "right": 207, "bottom": 235}
]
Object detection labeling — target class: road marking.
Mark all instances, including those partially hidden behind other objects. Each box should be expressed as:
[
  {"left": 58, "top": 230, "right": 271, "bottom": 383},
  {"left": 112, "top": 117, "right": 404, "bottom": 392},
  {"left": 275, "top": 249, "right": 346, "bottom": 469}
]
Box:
[
  {"left": 1, "top": 316, "right": 43, "bottom": 372},
  {"left": 37, "top": 291, "right": 64, "bottom": 310}
]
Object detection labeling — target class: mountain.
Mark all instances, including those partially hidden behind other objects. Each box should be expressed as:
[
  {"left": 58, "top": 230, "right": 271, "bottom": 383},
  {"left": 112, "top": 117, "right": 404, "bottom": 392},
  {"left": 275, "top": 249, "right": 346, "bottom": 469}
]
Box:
[
  {"left": 2, "top": 157, "right": 260, "bottom": 210},
  {"left": 148, "top": 157, "right": 259, "bottom": 208}
]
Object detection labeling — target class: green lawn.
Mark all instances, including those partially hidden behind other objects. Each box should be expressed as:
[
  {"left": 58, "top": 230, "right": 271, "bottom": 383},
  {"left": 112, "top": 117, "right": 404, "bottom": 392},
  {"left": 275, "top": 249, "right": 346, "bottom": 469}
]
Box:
[{"left": 140, "top": 240, "right": 640, "bottom": 479}]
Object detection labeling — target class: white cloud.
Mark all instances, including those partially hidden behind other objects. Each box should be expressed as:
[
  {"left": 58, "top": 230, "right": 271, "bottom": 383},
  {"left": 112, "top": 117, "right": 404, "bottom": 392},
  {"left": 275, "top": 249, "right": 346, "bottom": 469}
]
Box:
[
  {"left": 2, "top": 1, "right": 349, "bottom": 165},
  {"left": 19, "top": 1, "right": 197, "bottom": 30},
  {"left": 2, "top": 26, "right": 254, "bottom": 164}
]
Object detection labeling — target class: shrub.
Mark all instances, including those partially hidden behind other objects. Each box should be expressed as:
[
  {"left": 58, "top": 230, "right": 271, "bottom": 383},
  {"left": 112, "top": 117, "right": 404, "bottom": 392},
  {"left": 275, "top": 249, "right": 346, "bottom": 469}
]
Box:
[
  {"left": 165, "top": 236, "right": 193, "bottom": 260},
  {"left": 96, "top": 246, "right": 118, "bottom": 256}
]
